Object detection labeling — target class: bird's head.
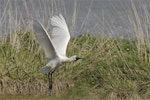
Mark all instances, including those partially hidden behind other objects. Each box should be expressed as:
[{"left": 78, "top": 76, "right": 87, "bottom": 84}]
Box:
[{"left": 71, "top": 55, "right": 82, "bottom": 61}]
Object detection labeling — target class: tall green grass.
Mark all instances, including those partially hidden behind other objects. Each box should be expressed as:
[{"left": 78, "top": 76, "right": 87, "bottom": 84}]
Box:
[
  {"left": 0, "top": 0, "right": 150, "bottom": 99},
  {"left": 0, "top": 31, "right": 150, "bottom": 99}
]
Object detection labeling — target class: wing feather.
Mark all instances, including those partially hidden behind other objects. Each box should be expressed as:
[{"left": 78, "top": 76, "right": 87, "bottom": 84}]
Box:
[
  {"left": 33, "top": 19, "right": 57, "bottom": 59},
  {"left": 51, "top": 14, "right": 70, "bottom": 56}
]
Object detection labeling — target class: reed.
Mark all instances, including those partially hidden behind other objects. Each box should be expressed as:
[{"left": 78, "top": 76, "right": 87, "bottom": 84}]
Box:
[{"left": 0, "top": 0, "right": 149, "bottom": 99}]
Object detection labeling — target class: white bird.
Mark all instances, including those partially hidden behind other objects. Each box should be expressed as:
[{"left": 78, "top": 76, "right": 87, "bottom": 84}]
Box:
[{"left": 33, "top": 14, "right": 81, "bottom": 93}]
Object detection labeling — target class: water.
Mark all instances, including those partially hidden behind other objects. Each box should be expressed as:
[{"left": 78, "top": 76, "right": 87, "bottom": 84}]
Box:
[{"left": 0, "top": 0, "right": 149, "bottom": 38}]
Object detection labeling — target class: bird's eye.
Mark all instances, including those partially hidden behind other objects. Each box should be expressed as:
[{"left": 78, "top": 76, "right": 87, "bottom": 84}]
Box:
[{"left": 76, "top": 57, "right": 81, "bottom": 61}]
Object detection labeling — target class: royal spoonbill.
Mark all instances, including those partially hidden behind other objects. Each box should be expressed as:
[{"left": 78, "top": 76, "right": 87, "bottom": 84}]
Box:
[{"left": 33, "top": 14, "right": 81, "bottom": 93}]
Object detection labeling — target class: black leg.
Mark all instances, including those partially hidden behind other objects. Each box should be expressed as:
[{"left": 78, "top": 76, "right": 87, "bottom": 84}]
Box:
[
  {"left": 48, "top": 71, "right": 55, "bottom": 95},
  {"left": 48, "top": 72, "right": 53, "bottom": 93}
]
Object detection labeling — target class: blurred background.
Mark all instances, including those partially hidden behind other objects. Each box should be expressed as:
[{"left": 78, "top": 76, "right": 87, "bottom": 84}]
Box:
[{"left": 0, "top": 0, "right": 149, "bottom": 38}]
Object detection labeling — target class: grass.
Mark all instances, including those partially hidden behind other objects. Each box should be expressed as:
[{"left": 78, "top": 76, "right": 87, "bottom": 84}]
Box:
[
  {"left": 0, "top": 0, "right": 150, "bottom": 100},
  {"left": 0, "top": 31, "right": 150, "bottom": 99}
]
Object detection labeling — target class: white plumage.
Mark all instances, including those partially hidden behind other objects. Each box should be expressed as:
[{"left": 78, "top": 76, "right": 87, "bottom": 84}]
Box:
[
  {"left": 51, "top": 14, "right": 70, "bottom": 57},
  {"left": 33, "top": 14, "right": 81, "bottom": 74},
  {"left": 33, "top": 14, "right": 81, "bottom": 93}
]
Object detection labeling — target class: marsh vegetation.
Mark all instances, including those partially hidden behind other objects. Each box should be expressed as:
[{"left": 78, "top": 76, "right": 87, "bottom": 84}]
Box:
[{"left": 0, "top": 0, "right": 150, "bottom": 99}]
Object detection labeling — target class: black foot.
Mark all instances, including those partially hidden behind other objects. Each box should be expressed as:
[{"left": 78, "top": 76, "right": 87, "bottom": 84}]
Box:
[{"left": 48, "top": 71, "right": 53, "bottom": 95}]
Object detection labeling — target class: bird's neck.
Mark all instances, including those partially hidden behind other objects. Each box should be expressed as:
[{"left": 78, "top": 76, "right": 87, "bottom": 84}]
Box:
[
  {"left": 58, "top": 55, "right": 76, "bottom": 63},
  {"left": 65, "top": 56, "right": 76, "bottom": 62}
]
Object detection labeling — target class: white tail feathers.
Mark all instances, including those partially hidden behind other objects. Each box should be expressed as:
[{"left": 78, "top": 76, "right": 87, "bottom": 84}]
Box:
[{"left": 40, "top": 66, "right": 51, "bottom": 73}]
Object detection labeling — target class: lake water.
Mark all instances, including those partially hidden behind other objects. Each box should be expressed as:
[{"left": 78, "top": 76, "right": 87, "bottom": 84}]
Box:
[{"left": 0, "top": 0, "right": 149, "bottom": 38}]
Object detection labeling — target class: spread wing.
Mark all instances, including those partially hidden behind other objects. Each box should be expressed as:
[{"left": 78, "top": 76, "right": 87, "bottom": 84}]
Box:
[
  {"left": 33, "top": 19, "right": 57, "bottom": 59},
  {"left": 51, "top": 14, "right": 70, "bottom": 56}
]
